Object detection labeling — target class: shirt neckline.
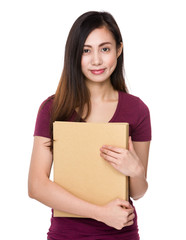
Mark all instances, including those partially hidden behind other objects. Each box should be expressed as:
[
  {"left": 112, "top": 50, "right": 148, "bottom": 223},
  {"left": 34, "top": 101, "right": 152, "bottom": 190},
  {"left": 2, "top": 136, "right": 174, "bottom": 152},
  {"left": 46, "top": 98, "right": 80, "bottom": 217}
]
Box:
[{"left": 79, "top": 90, "right": 121, "bottom": 123}]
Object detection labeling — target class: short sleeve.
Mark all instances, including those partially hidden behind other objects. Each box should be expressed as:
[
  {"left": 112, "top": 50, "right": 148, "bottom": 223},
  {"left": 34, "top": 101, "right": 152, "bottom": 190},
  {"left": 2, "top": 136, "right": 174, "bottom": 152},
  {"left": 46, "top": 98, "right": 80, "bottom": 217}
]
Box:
[
  {"left": 33, "top": 97, "right": 53, "bottom": 139},
  {"left": 131, "top": 98, "right": 151, "bottom": 141}
]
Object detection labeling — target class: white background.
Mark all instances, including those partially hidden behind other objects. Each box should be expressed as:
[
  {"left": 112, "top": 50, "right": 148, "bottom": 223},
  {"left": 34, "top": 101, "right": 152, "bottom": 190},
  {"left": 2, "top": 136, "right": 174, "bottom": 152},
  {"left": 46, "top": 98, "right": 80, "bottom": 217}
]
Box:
[{"left": 0, "top": 0, "right": 186, "bottom": 239}]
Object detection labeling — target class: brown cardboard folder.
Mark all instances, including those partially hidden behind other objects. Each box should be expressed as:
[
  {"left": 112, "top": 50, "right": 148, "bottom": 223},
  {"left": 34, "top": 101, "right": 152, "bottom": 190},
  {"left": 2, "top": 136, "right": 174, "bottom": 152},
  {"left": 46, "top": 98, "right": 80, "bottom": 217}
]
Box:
[{"left": 53, "top": 121, "right": 129, "bottom": 217}]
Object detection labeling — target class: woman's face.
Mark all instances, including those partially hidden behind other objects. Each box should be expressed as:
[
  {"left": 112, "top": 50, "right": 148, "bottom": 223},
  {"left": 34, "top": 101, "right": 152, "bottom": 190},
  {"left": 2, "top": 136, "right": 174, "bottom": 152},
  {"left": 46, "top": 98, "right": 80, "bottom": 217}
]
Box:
[{"left": 81, "top": 27, "right": 122, "bottom": 84}]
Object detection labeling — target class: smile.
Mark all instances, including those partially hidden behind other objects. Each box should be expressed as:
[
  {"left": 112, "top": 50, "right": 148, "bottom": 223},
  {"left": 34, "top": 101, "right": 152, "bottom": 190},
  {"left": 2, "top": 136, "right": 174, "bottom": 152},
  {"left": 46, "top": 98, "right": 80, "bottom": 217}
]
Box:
[{"left": 90, "top": 69, "right": 105, "bottom": 75}]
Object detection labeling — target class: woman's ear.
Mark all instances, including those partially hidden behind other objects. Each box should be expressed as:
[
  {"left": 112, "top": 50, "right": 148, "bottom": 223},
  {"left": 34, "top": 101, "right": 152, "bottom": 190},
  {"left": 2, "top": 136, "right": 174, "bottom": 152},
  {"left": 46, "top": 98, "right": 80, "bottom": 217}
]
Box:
[{"left": 117, "top": 42, "right": 123, "bottom": 58}]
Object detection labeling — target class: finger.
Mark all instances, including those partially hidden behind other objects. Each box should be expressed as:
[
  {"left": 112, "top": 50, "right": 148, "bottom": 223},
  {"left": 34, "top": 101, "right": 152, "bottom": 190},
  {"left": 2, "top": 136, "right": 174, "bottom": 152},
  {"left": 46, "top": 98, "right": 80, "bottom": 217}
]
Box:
[
  {"left": 124, "top": 220, "right": 134, "bottom": 227},
  {"left": 100, "top": 152, "right": 118, "bottom": 164},
  {"left": 101, "top": 145, "right": 123, "bottom": 154},
  {"left": 124, "top": 208, "right": 134, "bottom": 216},
  {"left": 128, "top": 136, "right": 132, "bottom": 150},
  {"left": 100, "top": 148, "right": 118, "bottom": 159},
  {"left": 128, "top": 136, "right": 134, "bottom": 152},
  {"left": 110, "top": 162, "right": 118, "bottom": 169},
  {"left": 117, "top": 199, "right": 133, "bottom": 209},
  {"left": 128, "top": 213, "right": 135, "bottom": 221}
]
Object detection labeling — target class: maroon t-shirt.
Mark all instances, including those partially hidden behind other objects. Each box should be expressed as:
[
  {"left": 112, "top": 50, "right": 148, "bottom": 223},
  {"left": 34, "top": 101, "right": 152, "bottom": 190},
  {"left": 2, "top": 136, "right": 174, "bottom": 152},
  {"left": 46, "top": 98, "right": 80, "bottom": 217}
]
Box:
[{"left": 34, "top": 91, "right": 151, "bottom": 240}]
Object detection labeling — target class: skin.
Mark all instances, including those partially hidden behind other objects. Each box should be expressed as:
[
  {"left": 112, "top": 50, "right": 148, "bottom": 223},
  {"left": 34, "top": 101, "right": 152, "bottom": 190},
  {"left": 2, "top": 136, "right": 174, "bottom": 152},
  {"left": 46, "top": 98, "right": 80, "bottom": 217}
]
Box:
[
  {"left": 81, "top": 27, "right": 120, "bottom": 85},
  {"left": 28, "top": 26, "right": 150, "bottom": 230}
]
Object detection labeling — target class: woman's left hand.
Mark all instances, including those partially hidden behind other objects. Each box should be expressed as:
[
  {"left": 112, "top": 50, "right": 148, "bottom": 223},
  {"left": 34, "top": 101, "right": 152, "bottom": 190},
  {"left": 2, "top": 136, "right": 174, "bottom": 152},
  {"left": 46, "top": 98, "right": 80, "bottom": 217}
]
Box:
[{"left": 100, "top": 137, "right": 143, "bottom": 177}]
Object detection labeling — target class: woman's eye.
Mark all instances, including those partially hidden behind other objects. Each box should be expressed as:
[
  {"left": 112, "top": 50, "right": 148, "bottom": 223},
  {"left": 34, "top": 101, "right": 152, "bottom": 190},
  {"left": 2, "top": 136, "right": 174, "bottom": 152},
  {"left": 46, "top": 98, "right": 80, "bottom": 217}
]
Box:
[
  {"left": 102, "top": 47, "right": 110, "bottom": 52},
  {"left": 83, "top": 49, "right": 90, "bottom": 54}
]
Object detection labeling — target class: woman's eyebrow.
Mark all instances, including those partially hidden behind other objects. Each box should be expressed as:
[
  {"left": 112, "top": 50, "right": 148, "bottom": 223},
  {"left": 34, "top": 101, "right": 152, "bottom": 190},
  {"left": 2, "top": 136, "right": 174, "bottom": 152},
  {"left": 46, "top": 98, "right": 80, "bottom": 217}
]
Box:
[{"left": 83, "top": 42, "right": 112, "bottom": 48}]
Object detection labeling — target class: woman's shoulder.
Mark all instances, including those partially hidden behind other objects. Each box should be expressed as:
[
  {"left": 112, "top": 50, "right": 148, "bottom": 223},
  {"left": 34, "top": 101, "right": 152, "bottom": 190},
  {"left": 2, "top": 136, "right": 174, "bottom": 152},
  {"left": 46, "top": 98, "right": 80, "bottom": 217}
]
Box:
[
  {"left": 119, "top": 91, "right": 149, "bottom": 111},
  {"left": 119, "top": 91, "right": 143, "bottom": 102},
  {"left": 33, "top": 95, "right": 54, "bottom": 138},
  {"left": 118, "top": 91, "right": 151, "bottom": 141},
  {"left": 38, "top": 94, "right": 54, "bottom": 112}
]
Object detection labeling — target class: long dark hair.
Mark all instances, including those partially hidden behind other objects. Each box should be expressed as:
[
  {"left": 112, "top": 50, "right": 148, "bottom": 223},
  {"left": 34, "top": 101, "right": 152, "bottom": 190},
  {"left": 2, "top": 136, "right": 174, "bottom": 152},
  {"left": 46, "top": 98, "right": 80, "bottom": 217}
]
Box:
[{"left": 49, "top": 11, "right": 128, "bottom": 151}]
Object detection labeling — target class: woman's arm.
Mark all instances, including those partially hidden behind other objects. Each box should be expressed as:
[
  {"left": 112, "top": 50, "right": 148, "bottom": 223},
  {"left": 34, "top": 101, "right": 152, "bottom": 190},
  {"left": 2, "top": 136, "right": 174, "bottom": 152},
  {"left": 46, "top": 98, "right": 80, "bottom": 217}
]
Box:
[
  {"left": 28, "top": 136, "right": 135, "bottom": 230},
  {"left": 129, "top": 141, "right": 150, "bottom": 200},
  {"left": 28, "top": 136, "right": 100, "bottom": 218},
  {"left": 100, "top": 138, "right": 151, "bottom": 200}
]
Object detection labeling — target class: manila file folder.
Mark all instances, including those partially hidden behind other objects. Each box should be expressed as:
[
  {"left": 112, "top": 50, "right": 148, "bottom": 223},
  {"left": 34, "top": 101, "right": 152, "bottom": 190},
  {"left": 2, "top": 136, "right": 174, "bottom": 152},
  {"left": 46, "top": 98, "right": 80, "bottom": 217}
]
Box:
[{"left": 53, "top": 121, "right": 129, "bottom": 217}]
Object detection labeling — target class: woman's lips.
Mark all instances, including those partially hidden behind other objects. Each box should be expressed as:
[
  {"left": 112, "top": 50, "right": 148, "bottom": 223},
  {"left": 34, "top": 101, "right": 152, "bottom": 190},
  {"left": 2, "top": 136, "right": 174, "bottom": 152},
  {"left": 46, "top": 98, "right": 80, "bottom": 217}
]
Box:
[{"left": 90, "top": 69, "right": 105, "bottom": 75}]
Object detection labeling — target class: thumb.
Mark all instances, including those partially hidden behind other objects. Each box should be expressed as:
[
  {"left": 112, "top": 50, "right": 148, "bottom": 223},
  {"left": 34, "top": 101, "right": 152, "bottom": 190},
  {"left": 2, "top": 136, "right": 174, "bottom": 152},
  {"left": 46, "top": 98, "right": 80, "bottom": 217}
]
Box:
[
  {"left": 128, "top": 136, "right": 134, "bottom": 152},
  {"left": 116, "top": 199, "right": 133, "bottom": 209}
]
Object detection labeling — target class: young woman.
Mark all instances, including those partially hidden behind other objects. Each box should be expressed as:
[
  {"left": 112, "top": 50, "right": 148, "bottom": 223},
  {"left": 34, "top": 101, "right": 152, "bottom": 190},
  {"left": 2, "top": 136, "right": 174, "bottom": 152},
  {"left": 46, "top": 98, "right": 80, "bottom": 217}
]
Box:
[{"left": 28, "top": 11, "right": 151, "bottom": 240}]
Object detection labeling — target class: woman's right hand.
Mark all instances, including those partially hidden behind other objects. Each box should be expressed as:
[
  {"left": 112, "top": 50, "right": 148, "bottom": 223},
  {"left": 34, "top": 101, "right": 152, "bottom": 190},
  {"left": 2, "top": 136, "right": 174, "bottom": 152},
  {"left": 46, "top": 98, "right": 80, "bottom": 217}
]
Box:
[{"left": 96, "top": 198, "right": 135, "bottom": 230}]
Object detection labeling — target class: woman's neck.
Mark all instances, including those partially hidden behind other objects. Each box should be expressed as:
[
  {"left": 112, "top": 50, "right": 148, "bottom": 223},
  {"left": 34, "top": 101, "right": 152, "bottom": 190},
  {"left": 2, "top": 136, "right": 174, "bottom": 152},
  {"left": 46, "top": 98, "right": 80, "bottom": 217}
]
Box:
[{"left": 85, "top": 81, "right": 117, "bottom": 104}]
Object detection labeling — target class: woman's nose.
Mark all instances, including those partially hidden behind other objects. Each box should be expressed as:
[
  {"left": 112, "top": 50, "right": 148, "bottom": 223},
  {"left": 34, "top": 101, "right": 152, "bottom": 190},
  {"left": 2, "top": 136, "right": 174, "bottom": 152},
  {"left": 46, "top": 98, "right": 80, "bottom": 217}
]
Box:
[{"left": 91, "top": 52, "right": 103, "bottom": 65}]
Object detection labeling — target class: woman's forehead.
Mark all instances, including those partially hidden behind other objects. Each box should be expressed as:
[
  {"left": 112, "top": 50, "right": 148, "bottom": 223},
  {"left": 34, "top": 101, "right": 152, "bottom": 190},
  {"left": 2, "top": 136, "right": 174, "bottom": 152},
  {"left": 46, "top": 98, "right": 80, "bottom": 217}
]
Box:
[{"left": 84, "top": 27, "right": 115, "bottom": 46}]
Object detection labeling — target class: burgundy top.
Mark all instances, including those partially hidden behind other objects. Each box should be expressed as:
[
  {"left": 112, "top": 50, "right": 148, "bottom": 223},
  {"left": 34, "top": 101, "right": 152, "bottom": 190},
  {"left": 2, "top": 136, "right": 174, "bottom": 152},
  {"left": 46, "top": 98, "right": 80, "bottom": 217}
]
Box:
[{"left": 34, "top": 91, "right": 151, "bottom": 240}]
